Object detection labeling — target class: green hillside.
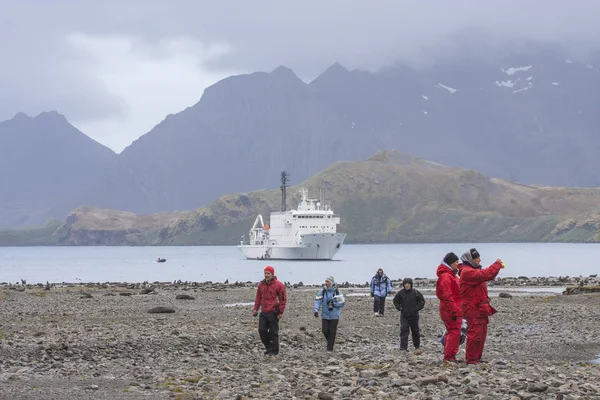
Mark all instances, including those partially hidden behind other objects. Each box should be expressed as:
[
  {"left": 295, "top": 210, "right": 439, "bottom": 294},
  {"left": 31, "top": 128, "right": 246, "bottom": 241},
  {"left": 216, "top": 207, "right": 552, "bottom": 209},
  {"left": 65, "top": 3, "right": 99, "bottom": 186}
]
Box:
[{"left": 2, "top": 150, "right": 600, "bottom": 246}]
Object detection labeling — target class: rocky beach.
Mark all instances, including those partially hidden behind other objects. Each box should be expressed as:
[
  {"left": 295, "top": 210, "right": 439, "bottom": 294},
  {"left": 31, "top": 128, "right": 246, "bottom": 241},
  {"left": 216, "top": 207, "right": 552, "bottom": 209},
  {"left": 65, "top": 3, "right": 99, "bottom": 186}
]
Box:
[{"left": 1, "top": 276, "right": 600, "bottom": 400}]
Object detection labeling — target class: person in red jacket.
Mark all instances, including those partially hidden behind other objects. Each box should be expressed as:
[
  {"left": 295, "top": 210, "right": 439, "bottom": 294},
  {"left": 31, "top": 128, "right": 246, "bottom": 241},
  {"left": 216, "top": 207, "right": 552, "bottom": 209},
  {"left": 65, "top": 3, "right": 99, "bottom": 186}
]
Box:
[
  {"left": 459, "top": 248, "right": 505, "bottom": 365},
  {"left": 436, "top": 252, "right": 462, "bottom": 362},
  {"left": 253, "top": 265, "right": 287, "bottom": 355}
]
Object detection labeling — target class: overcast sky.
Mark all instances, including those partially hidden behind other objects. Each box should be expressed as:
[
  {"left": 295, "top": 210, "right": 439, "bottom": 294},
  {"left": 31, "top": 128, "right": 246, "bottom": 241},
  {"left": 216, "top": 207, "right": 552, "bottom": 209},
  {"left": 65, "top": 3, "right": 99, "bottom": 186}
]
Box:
[{"left": 2, "top": 0, "right": 600, "bottom": 153}]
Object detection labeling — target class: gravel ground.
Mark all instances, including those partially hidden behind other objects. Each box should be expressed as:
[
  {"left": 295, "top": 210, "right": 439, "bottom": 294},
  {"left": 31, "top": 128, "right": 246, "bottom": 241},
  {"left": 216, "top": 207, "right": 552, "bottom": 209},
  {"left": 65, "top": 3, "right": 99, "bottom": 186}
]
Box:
[{"left": 1, "top": 277, "right": 599, "bottom": 399}]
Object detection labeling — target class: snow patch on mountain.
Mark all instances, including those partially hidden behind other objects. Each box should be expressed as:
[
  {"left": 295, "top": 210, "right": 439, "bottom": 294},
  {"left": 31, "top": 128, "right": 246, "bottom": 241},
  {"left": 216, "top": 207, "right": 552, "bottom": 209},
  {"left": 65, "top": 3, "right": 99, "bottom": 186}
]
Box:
[
  {"left": 513, "top": 86, "right": 532, "bottom": 93},
  {"left": 503, "top": 66, "right": 532, "bottom": 75},
  {"left": 495, "top": 80, "right": 516, "bottom": 88},
  {"left": 435, "top": 83, "right": 457, "bottom": 94}
]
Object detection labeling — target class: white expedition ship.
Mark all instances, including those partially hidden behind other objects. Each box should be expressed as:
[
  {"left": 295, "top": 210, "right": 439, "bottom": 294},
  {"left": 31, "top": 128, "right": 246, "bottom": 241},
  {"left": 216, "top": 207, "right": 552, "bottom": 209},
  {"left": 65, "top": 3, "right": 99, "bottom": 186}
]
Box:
[{"left": 237, "top": 188, "right": 346, "bottom": 260}]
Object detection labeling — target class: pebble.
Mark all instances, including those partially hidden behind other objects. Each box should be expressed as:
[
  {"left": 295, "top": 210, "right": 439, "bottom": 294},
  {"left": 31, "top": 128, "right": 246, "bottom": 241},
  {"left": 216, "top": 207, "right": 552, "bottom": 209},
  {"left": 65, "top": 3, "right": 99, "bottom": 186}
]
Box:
[{"left": 0, "top": 280, "right": 598, "bottom": 399}]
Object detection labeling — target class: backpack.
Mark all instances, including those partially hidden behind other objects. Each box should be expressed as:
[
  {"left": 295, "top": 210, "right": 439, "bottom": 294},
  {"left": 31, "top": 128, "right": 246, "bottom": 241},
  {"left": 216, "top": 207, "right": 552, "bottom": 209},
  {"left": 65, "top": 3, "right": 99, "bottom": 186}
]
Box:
[
  {"left": 321, "top": 287, "right": 340, "bottom": 298},
  {"left": 440, "top": 319, "right": 468, "bottom": 346}
]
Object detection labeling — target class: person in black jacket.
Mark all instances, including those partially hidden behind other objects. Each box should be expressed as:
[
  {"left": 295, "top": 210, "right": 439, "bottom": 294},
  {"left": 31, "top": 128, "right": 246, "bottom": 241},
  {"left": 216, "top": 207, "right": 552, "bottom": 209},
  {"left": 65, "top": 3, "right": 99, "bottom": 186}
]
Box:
[{"left": 393, "top": 277, "right": 425, "bottom": 351}]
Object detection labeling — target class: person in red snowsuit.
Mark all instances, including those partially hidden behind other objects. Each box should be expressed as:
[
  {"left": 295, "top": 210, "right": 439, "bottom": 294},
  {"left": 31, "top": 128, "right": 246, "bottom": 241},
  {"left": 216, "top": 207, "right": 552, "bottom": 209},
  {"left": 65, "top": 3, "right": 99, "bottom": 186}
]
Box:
[
  {"left": 459, "top": 248, "right": 504, "bottom": 365},
  {"left": 436, "top": 252, "right": 462, "bottom": 362},
  {"left": 253, "top": 266, "right": 287, "bottom": 355}
]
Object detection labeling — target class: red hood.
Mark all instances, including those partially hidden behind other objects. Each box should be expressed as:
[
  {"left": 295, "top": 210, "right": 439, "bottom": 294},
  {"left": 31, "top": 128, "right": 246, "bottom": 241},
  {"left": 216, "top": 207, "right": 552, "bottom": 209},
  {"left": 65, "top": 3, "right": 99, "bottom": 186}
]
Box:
[{"left": 437, "top": 264, "right": 457, "bottom": 277}]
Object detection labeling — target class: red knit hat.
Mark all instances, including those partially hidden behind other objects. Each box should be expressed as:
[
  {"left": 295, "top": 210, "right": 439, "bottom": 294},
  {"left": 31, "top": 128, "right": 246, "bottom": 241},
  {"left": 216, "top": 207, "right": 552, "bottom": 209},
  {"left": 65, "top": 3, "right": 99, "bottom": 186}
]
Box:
[{"left": 264, "top": 266, "right": 274, "bottom": 274}]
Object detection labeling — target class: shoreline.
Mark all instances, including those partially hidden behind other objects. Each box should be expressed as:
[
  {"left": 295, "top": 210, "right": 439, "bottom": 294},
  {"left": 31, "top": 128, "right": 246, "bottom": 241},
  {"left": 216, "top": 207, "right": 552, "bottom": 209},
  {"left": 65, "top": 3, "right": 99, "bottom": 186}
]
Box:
[
  {"left": 3, "top": 241, "right": 600, "bottom": 247},
  {"left": 2, "top": 274, "right": 598, "bottom": 290},
  {"left": 3, "top": 240, "right": 600, "bottom": 246}
]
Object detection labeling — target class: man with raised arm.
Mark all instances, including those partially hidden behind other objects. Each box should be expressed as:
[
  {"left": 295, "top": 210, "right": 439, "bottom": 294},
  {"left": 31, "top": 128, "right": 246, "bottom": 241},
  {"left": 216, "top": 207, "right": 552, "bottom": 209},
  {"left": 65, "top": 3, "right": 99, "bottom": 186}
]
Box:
[{"left": 459, "top": 248, "right": 505, "bottom": 365}]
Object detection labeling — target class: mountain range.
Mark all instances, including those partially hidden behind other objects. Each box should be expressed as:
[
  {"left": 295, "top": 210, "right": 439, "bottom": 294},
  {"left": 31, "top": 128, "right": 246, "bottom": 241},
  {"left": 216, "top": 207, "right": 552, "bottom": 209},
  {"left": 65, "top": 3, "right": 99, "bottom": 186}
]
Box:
[{"left": 1, "top": 43, "right": 600, "bottom": 229}]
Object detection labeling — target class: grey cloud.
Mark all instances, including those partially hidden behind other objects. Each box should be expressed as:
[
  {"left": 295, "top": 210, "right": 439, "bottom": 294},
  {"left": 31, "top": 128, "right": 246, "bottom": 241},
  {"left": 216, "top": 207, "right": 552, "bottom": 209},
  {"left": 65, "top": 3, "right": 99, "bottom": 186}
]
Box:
[
  {"left": 2, "top": 0, "right": 600, "bottom": 124},
  {"left": 0, "top": 5, "right": 127, "bottom": 123},
  {"left": 67, "top": 1, "right": 600, "bottom": 76}
]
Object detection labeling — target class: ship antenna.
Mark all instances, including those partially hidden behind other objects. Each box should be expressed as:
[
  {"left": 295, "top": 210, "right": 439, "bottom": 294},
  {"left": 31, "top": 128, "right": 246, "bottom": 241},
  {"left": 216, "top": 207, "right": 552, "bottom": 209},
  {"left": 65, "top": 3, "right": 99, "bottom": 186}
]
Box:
[
  {"left": 280, "top": 171, "right": 290, "bottom": 212},
  {"left": 320, "top": 183, "right": 324, "bottom": 209}
]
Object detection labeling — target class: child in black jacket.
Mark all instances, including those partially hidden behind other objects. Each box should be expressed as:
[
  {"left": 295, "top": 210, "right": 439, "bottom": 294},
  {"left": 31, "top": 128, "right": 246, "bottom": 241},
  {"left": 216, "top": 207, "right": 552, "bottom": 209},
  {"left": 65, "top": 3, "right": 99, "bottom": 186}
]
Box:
[{"left": 393, "top": 277, "right": 425, "bottom": 351}]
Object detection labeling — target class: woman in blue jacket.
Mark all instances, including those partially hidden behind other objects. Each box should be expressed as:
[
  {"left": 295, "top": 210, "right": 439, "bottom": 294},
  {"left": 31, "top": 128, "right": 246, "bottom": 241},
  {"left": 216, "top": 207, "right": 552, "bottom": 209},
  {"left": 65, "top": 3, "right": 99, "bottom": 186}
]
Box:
[
  {"left": 371, "top": 268, "right": 393, "bottom": 316},
  {"left": 314, "top": 276, "right": 345, "bottom": 351}
]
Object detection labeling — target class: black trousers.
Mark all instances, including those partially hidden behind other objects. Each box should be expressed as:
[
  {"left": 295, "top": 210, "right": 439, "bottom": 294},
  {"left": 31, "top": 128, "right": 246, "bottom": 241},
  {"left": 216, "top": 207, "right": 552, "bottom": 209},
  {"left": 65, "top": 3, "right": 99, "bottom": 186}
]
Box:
[
  {"left": 258, "top": 312, "right": 279, "bottom": 354},
  {"left": 322, "top": 319, "right": 339, "bottom": 351},
  {"left": 373, "top": 295, "right": 386, "bottom": 315},
  {"left": 400, "top": 315, "right": 420, "bottom": 350}
]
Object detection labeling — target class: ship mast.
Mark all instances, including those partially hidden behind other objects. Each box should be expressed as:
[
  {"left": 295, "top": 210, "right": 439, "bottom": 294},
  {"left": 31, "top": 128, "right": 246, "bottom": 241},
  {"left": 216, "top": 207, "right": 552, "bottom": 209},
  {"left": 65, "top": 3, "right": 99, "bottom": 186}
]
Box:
[{"left": 280, "top": 171, "right": 290, "bottom": 212}]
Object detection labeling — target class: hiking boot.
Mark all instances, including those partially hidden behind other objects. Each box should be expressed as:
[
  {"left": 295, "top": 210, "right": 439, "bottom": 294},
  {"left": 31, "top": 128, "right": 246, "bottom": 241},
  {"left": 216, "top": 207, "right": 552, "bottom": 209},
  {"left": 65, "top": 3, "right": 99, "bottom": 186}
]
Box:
[{"left": 413, "top": 349, "right": 423, "bottom": 355}]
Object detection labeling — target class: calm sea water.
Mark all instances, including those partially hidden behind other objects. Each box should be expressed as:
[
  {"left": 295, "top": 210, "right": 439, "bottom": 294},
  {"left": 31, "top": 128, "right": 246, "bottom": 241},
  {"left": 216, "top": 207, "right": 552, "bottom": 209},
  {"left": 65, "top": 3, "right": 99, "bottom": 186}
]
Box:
[{"left": 1, "top": 243, "right": 599, "bottom": 285}]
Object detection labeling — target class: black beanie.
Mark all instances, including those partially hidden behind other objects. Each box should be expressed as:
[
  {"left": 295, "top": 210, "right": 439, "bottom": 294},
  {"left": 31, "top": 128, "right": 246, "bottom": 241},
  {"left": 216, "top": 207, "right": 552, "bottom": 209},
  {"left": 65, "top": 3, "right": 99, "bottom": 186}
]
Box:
[
  {"left": 470, "top": 248, "right": 481, "bottom": 259},
  {"left": 443, "top": 252, "right": 459, "bottom": 265}
]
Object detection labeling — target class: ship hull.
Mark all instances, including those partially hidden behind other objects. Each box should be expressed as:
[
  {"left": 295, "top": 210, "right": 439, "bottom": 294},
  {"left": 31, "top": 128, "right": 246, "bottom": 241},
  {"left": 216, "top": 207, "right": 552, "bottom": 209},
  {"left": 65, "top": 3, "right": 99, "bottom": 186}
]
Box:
[{"left": 237, "top": 233, "right": 347, "bottom": 260}]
